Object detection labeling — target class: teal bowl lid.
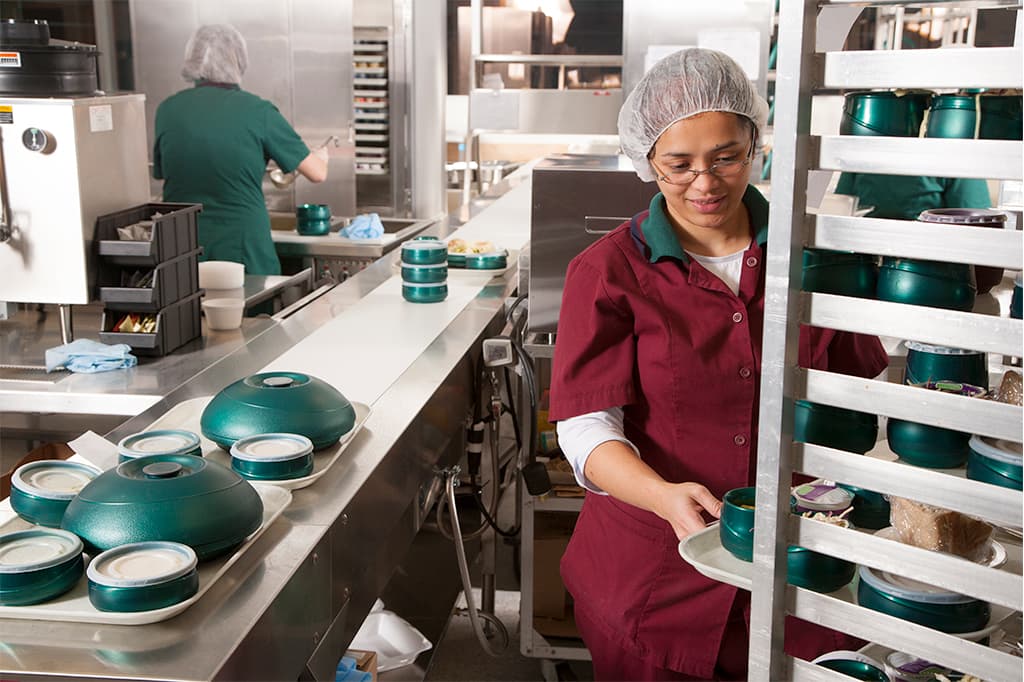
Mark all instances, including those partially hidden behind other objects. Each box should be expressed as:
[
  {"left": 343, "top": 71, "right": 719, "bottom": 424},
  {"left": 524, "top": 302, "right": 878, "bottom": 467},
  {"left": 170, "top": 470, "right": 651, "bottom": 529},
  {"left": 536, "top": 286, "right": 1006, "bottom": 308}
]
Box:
[
  {"left": 295, "top": 203, "right": 331, "bottom": 216},
  {"left": 918, "top": 208, "right": 1007, "bottom": 226},
  {"left": 84, "top": 455, "right": 236, "bottom": 503},
  {"left": 230, "top": 433, "right": 313, "bottom": 463},
  {"left": 12, "top": 460, "right": 100, "bottom": 501},
  {"left": 87, "top": 541, "right": 197, "bottom": 588},
  {"left": 858, "top": 564, "right": 979, "bottom": 605},
  {"left": 0, "top": 528, "right": 83, "bottom": 573},
  {"left": 931, "top": 94, "right": 976, "bottom": 109},
  {"left": 401, "top": 240, "right": 445, "bottom": 251},
  {"left": 969, "top": 435, "right": 1023, "bottom": 466},
  {"left": 791, "top": 482, "right": 854, "bottom": 512},
  {"left": 118, "top": 430, "right": 201, "bottom": 458},
  {"left": 904, "top": 341, "right": 982, "bottom": 356}
]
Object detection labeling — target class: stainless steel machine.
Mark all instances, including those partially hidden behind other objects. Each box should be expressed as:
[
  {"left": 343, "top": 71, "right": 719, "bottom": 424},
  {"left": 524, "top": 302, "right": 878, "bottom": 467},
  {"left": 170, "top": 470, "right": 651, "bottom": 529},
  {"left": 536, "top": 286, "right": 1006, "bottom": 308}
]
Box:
[{"left": 0, "top": 93, "right": 150, "bottom": 308}]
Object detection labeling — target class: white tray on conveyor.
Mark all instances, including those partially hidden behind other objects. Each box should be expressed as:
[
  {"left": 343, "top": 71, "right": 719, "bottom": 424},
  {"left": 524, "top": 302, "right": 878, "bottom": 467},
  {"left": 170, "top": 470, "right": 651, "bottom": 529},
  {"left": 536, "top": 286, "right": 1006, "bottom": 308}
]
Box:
[
  {"left": 144, "top": 397, "right": 371, "bottom": 490},
  {"left": 0, "top": 483, "right": 291, "bottom": 625}
]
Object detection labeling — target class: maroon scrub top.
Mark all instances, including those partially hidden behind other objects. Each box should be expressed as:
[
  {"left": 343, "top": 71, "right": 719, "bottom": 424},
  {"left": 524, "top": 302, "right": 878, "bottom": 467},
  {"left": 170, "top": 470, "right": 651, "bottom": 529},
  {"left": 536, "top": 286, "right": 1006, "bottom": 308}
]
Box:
[{"left": 549, "top": 187, "right": 889, "bottom": 678}]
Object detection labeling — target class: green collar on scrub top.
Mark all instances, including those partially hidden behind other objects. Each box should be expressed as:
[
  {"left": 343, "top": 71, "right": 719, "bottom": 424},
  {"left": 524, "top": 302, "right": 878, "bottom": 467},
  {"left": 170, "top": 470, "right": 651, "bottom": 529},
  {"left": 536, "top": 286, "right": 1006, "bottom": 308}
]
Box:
[
  {"left": 194, "top": 80, "right": 241, "bottom": 90},
  {"left": 643, "top": 185, "right": 770, "bottom": 265}
]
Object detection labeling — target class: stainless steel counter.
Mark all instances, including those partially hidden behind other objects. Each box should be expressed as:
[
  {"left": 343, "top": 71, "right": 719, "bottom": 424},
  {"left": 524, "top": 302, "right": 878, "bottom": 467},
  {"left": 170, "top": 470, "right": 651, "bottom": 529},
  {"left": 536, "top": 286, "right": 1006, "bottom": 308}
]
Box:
[
  {"left": 270, "top": 216, "right": 437, "bottom": 260},
  {"left": 0, "top": 172, "right": 532, "bottom": 681}
]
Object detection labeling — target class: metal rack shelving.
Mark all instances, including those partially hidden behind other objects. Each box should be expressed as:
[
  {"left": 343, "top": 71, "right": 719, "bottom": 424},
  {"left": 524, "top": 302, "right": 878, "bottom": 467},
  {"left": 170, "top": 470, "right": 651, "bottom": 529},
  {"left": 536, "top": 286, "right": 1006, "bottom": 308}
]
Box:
[{"left": 747, "top": 2, "right": 1024, "bottom": 681}]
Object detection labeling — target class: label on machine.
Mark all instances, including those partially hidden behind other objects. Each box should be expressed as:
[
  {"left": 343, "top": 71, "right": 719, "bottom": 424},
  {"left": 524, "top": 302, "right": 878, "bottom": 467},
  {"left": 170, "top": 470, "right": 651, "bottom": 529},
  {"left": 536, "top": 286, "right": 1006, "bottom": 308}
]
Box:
[
  {"left": 0, "top": 52, "right": 21, "bottom": 68},
  {"left": 0, "top": 105, "right": 11, "bottom": 125}
]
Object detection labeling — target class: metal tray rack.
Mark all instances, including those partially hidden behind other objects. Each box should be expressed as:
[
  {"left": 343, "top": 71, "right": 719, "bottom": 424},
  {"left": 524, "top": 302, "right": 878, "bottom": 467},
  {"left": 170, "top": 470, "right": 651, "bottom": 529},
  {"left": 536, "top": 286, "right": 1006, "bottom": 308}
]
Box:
[{"left": 747, "top": 2, "right": 1023, "bottom": 681}]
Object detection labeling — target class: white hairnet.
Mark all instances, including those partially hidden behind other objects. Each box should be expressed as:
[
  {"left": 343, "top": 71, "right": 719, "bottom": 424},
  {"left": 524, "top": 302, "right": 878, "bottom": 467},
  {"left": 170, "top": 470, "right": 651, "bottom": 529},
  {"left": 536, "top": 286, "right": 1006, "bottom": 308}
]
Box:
[
  {"left": 619, "top": 48, "right": 769, "bottom": 182},
  {"left": 181, "top": 24, "right": 248, "bottom": 85}
]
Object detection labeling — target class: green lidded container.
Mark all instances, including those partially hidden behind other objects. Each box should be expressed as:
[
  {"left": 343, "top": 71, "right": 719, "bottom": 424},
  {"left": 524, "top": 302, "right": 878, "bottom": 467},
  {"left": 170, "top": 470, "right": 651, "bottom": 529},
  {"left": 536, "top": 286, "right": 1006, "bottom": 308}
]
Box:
[
  {"left": 887, "top": 381, "right": 986, "bottom": 469},
  {"left": 841, "top": 91, "right": 933, "bottom": 137},
  {"left": 401, "top": 239, "right": 447, "bottom": 265},
  {"left": 802, "top": 249, "right": 878, "bottom": 298},
  {"left": 925, "top": 94, "right": 1023, "bottom": 141},
  {"left": 857, "top": 565, "right": 990, "bottom": 633},
  {"left": 295, "top": 204, "right": 332, "bottom": 236},
  {"left": 61, "top": 454, "right": 264, "bottom": 561},
  {"left": 967, "top": 435, "right": 1023, "bottom": 490},
  {"left": 904, "top": 340, "right": 988, "bottom": 390},
  {"left": 0, "top": 528, "right": 84, "bottom": 606},
  {"left": 838, "top": 484, "right": 891, "bottom": 530},
  {"left": 814, "top": 651, "right": 889, "bottom": 682},
  {"left": 200, "top": 371, "right": 356, "bottom": 450},
  {"left": 876, "top": 257, "right": 976, "bottom": 311},
  {"left": 230, "top": 433, "right": 314, "bottom": 481},
  {"left": 87, "top": 541, "right": 199, "bottom": 613},
  {"left": 1011, "top": 272, "right": 1022, "bottom": 320},
  {"left": 118, "top": 429, "right": 202, "bottom": 463},
  {"left": 11, "top": 460, "right": 101, "bottom": 528},
  {"left": 401, "top": 262, "right": 448, "bottom": 283},
  {"left": 918, "top": 208, "right": 1007, "bottom": 295},
  {"left": 402, "top": 281, "right": 448, "bottom": 303},
  {"left": 794, "top": 400, "right": 878, "bottom": 454},
  {"left": 464, "top": 250, "right": 508, "bottom": 271},
  {"left": 885, "top": 651, "right": 963, "bottom": 682},
  {"left": 447, "top": 252, "right": 467, "bottom": 268}
]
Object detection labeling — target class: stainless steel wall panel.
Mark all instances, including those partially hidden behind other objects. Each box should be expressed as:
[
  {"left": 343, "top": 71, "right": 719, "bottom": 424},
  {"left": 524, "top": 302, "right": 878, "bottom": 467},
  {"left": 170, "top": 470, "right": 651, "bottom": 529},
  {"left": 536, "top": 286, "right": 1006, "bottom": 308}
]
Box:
[{"left": 409, "top": 0, "right": 446, "bottom": 218}]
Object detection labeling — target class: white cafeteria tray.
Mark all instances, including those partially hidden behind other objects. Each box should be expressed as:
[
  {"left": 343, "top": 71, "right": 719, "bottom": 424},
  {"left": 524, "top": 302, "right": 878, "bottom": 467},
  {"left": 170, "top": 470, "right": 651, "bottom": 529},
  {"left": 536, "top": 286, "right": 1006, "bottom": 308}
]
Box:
[
  {"left": 144, "top": 397, "right": 370, "bottom": 490},
  {"left": 0, "top": 483, "right": 291, "bottom": 625}
]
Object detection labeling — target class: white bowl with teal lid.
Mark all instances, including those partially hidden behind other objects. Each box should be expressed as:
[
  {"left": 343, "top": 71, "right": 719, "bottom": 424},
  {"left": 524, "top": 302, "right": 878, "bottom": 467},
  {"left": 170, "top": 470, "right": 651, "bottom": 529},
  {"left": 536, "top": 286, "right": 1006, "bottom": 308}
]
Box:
[
  {"left": 118, "top": 429, "right": 202, "bottom": 462},
  {"left": 401, "top": 239, "right": 447, "bottom": 265},
  {"left": 230, "top": 433, "right": 314, "bottom": 481},
  {"left": 402, "top": 281, "right": 448, "bottom": 303},
  {"left": 857, "top": 564, "right": 990, "bottom": 633},
  {"left": 903, "top": 340, "right": 988, "bottom": 389},
  {"left": 0, "top": 528, "right": 84, "bottom": 606},
  {"left": 11, "top": 460, "right": 101, "bottom": 527},
  {"left": 967, "top": 435, "right": 1023, "bottom": 490},
  {"left": 87, "top": 541, "right": 199, "bottom": 612}
]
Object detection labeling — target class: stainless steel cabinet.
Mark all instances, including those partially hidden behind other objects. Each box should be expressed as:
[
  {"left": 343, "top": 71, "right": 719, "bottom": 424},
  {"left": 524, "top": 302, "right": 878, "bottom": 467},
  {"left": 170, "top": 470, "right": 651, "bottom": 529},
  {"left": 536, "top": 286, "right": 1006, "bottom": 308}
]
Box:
[{"left": 748, "top": 2, "right": 1023, "bottom": 681}]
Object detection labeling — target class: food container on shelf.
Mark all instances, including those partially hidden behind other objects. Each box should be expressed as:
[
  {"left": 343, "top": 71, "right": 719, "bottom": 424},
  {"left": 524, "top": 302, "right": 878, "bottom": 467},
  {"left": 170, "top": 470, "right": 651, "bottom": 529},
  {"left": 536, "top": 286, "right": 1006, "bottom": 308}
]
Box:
[
  {"left": 884, "top": 651, "right": 962, "bottom": 682},
  {"left": 118, "top": 429, "right": 202, "bottom": 463},
  {"left": 0, "top": 528, "right": 84, "bottom": 606},
  {"left": 813, "top": 651, "right": 889, "bottom": 682},
  {"left": 198, "top": 260, "right": 244, "bottom": 290},
  {"left": 720, "top": 487, "right": 856, "bottom": 592},
  {"left": 857, "top": 564, "right": 990, "bottom": 633},
  {"left": 876, "top": 257, "right": 976, "bottom": 311},
  {"left": 464, "top": 250, "right": 508, "bottom": 270},
  {"left": 790, "top": 482, "right": 855, "bottom": 517},
  {"left": 840, "top": 90, "right": 933, "bottom": 137},
  {"left": 295, "top": 204, "right": 332, "bottom": 236},
  {"left": 904, "top": 340, "right": 988, "bottom": 390},
  {"left": 918, "top": 208, "right": 1007, "bottom": 294},
  {"left": 230, "top": 433, "right": 314, "bottom": 481},
  {"left": 887, "top": 381, "right": 985, "bottom": 468},
  {"left": 400, "top": 239, "right": 447, "bottom": 265},
  {"left": 400, "top": 262, "right": 448, "bottom": 283},
  {"left": 966, "top": 435, "right": 1023, "bottom": 490},
  {"left": 87, "top": 541, "right": 199, "bottom": 612},
  {"left": 794, "top": 400, "right": 878, "bottom": 454},
  {"left": 61, "top": 454, "right": 264, "bottom": 561},
  {"left": 1011, "top": 272, "right": 1022, "bottom": 320},
  {"left": 202, "top": 298, "right": 245, "bottom": 331},
  {"left": 801, "top": 249, "right": 878, "bottom": 298},
  {"left": 925, "top": 93, "right": 1023, "bottom": 141},
  {"left": 200, "top": 371, "right": 356, "bottom": 450},
  {"left": 837, "top": 484, "right": 891, "bottom": 530},
  {"left": 11, "top": 460, "right": 101, "bottom": 527},
  {"left": 402, "top": 281, "right": 448, "bottom": 304}
]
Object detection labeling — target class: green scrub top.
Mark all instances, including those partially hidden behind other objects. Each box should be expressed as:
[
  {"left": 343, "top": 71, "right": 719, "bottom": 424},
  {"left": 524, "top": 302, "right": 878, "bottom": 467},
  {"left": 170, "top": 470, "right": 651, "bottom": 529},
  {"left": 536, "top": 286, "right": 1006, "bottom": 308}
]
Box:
[
  {"left": 153, "top": 83, "right": 310, "bottom": 275},
  {"left": 834, "top": 173, "right": 992, "bottom": 221}
]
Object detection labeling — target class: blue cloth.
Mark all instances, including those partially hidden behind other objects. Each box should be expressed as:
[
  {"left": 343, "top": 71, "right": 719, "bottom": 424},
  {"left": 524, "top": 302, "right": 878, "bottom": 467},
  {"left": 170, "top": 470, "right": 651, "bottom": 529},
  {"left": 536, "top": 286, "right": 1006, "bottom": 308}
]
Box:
[
  {"left": 335, "top": 657, "right": 371, "bottom": 682},
  {"left": 339, "top": 213, "right": 384, "bottom": 239},
  {"left": 45, "top": 338, "right": 138, "bottom": 373}
]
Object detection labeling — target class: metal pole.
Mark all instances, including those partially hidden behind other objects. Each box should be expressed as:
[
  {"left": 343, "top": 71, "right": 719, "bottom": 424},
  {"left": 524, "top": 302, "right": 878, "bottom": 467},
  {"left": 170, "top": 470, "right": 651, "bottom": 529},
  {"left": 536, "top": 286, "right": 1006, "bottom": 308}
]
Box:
[
  {"left": 58, "top": 305, "right": 74, "bottom": 344},
  {"left": 462, "top": 0, "right": 483, "bottom": 209}
]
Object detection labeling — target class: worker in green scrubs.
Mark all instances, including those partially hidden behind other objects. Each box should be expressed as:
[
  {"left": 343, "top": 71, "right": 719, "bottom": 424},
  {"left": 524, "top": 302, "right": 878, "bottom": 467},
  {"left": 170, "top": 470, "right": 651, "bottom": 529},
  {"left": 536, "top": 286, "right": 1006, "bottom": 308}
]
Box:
[
  {"left": 153, "top": 24, "right": 328, "bottom": 275},
  {"left": 834, "top": 173, "right": 992, "bottom": 220}
]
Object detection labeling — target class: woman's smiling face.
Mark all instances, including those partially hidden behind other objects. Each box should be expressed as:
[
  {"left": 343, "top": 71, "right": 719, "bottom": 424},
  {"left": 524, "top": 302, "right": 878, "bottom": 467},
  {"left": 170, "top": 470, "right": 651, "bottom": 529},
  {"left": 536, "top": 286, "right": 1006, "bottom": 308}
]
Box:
[{"left": 648, "top": 112, "right": 755, "bottom": 241}]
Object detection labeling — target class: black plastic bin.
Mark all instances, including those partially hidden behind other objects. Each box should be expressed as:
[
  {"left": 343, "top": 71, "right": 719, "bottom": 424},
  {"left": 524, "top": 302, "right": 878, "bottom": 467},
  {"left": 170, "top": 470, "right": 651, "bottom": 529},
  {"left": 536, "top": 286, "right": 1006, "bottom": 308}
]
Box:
[
  {"left": 96, "top": 202, "right": 202, "bottom": 266},
  {"left": 99, "top": 289, "right": 204, "bottom": 357},
  {"left": 99, "top": 248, "right": 202, "bottom": 312}
]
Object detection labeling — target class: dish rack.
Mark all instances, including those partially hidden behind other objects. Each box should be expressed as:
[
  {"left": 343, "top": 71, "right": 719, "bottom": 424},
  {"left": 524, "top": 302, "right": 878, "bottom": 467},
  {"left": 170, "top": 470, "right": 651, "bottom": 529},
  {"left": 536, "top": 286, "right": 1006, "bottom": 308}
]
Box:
[
  {"left": 744, "top": 2, "right": 1022, "bottom": 681},
  {"left": 353, "top": 31, "right": 390, "bottom": 178}
]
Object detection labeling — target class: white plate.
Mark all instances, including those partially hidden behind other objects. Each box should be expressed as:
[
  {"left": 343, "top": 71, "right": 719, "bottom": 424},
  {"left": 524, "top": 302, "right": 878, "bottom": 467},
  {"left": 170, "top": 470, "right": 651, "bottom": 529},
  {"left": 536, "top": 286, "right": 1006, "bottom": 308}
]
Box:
[
  {"left": 0, "top": 484, "right": 291, "bottom": 625},
  {"left": 143, "top": 397, "right": 371, "bottom": 490},
  {"left": 874, "top": 526, "right": 1007, "bottom": 568},
  {"left": 349, "top": 610, "right": 432, "bottom": 672}
]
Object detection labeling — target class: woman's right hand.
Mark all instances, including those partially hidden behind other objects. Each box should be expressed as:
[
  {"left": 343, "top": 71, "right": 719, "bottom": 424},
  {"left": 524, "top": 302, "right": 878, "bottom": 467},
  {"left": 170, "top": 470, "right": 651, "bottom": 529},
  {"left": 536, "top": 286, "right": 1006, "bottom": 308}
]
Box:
[{"left": 654, "top": 482, "right": 723, "bottom": 540}]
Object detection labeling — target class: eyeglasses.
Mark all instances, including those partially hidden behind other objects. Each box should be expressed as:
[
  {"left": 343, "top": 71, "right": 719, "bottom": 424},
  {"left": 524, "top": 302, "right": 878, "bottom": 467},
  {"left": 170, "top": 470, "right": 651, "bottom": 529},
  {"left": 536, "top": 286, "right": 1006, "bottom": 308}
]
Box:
[{"left": 650, "top": 141, "right": 755, "bottom": 186}]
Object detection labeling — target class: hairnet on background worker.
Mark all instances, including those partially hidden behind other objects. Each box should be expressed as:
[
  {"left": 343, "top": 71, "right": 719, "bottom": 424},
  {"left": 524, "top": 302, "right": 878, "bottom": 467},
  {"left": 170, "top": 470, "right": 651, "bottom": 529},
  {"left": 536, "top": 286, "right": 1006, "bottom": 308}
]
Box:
[
  {"left": 618, "top": 48, "right": 770, "bottom": 182},
  {"left": 549, "top": 48, "right": 888, "bottom": 680},
  {"left": 181, "top": 24, "right": 248, "bottom": 85}
]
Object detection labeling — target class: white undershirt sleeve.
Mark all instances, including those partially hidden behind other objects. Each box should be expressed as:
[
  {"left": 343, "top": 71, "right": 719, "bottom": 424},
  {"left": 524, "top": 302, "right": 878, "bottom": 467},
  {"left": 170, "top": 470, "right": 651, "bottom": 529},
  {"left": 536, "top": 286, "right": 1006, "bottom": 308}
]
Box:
[{"left": 555, "top": 407, "right": 640, "bottom": 495}]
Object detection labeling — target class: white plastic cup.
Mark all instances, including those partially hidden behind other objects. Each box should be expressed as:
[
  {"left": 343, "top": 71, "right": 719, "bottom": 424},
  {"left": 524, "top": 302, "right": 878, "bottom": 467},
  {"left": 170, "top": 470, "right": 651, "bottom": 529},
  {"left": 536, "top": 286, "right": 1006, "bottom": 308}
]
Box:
[
  {"left": 198, "top": 261, "right": 245, "bottom": 290},
  {"left": 202, "top": 298, "right": 244, "bottom": 330}
]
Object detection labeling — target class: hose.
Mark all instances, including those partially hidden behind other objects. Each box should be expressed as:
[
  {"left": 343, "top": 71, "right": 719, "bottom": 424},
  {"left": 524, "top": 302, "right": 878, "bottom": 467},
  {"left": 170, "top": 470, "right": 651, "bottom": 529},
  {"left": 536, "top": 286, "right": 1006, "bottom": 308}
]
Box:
[{"left": 443, "top": 467, "right": 510, "bottom": 657}]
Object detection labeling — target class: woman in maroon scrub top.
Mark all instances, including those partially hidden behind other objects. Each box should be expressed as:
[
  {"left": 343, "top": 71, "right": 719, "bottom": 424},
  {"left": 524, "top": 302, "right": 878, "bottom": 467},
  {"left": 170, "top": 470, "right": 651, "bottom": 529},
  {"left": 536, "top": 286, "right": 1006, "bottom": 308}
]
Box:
[{"left": 549, "top": 49, "right": 888, "bottom": 681}]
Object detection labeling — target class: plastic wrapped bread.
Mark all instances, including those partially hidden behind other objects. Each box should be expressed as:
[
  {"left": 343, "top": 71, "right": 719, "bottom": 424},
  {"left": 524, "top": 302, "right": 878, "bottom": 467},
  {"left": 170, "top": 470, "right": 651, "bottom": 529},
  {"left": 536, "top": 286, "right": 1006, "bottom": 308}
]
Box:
[
  {"left": 889, "top": 497, "right": 993, "bottom": 562},
  {"left": 994, "top": 370, "right": 1022, "bottom": 406}
]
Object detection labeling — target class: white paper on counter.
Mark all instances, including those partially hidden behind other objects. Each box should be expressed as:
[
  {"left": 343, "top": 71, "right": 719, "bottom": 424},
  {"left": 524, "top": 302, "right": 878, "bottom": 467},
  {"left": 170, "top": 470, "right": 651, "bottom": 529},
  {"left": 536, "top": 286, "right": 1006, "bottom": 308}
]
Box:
[{"left": 67, "top": 431, "right": 119, "bottom": 471}]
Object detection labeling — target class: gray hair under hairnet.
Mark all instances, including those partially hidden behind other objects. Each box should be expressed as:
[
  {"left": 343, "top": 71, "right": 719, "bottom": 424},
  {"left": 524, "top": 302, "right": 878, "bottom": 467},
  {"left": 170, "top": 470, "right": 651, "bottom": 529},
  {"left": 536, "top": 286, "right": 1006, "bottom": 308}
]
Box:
[
  {"left": 181, "top": 24, "right": 248, "bottom": 85},
  {"left": 619, "top": 48, "right": 769, "bottom": 182}
]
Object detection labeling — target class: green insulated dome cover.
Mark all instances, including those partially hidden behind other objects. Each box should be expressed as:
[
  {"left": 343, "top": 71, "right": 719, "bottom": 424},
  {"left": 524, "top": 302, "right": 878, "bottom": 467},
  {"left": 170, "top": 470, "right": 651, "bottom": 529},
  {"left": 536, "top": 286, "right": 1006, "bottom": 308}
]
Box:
[
  {"left": 200, "top": 371, "right": 356, "bottom": 450},
  {"left": 61, "top": 454, "right": 263, "bottom": 561}
]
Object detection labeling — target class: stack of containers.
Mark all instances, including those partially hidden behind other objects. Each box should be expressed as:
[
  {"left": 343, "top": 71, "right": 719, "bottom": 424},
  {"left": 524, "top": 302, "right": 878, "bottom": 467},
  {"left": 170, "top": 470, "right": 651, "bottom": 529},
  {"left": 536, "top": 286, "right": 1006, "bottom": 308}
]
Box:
[
  {"left": 400, "top": 237, "right": 447, "bottom": 303},
  {"left": 95, "top": 202, "right": 204, "bottom": 356}
]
